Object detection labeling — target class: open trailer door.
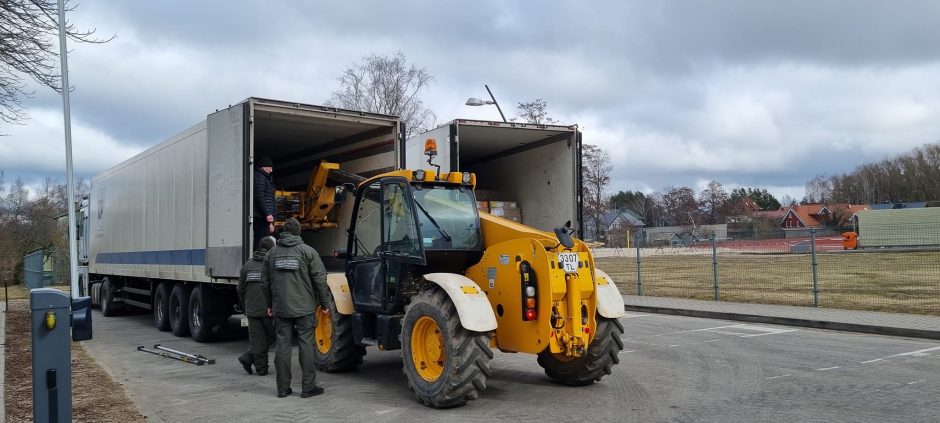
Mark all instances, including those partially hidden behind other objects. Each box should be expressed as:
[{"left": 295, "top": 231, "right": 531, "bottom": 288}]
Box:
[{"left": 205, "top": 103, "right": 249, "bottom": 278}]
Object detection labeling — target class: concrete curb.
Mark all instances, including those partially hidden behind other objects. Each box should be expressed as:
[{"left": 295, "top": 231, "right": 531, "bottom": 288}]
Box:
[{"left": 625, "top": 304, "right": 940, "bottom": 341}]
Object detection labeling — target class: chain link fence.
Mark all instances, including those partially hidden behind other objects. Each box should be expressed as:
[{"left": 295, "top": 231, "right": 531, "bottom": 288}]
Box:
[{"left": 595, "top": 224, "right": 940, "bottom": 315}]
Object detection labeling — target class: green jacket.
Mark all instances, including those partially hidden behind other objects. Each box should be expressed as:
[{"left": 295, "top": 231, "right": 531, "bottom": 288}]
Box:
[
  {"left": 237, "top": 250, "right": 269, "bottom": 317},
  {"left": 261, "top": 234, "right": 331, "bottom": 318}
]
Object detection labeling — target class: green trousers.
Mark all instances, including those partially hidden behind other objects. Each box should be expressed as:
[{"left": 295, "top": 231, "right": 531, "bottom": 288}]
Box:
[
  {"left": 274, "top": 313, "right": 318, "bottom": 393},
  {"left": 241, "top": 316, "right": 275, "bottom": 371}
]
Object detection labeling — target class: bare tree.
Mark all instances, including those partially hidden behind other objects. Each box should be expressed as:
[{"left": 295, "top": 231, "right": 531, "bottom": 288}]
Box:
[
  {"left": 698, "top": 180, "right": 729, "bottom": 224},
  {"left": 1, "top": 0, "right": 111, "bottom": 127},
  {"left": 582, "top": 144, "right": 612, "bottom": 237},
  {"left": 327, "top": 51, "right": 435, "bottom": 137},
  {"left": 515, "top": 99, "right": 556, "bottom": 124},
  {"left": 660, "top": 186, "right": 699, "bottom": 227}
]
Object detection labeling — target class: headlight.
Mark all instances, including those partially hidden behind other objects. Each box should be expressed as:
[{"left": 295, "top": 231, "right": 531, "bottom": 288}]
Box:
[
  {"left": 415, "top": 170, "right": 426, "bottom": 181},
  {"left": 462, "top": 172, "right": 472, "bottom": 183}
]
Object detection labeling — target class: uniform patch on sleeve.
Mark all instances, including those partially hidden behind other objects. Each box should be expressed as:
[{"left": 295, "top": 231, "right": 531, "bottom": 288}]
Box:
[
  {"left": 246, "top": 271, "right": 262, "bottom": 281},
  {"left": 274, "top": 258, "right": 300, "bottom": 270}
]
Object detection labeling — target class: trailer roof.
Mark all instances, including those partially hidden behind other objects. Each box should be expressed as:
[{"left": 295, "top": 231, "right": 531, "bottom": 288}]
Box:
[{"left": 450, "top": 119, "right": 578, "bottom": 164}]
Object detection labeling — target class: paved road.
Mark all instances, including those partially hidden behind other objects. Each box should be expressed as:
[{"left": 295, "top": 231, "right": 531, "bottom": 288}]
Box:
[{"left": 82, "top": 310, "right": 940, "bottom": 422}]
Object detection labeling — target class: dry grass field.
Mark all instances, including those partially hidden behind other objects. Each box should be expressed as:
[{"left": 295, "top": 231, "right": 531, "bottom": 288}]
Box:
[{"left": 597, "top": 250, "right": 940, "bottom": 315}]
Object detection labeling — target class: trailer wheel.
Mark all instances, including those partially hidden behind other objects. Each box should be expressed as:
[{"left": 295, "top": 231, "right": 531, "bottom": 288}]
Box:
[
  {"left": 188, "top": 286, "right": 216, "bottom": 342},
  {"left": 313, "top": 302, "right": 365, "bottom": 372},
  {"left": 100, "top": 278, "right": 121, "bottom": 317},
  {"left": 153, "top": 283, "right": 171, "bottom": 331},
  {"left": 536, "top": 316, "right": 624, "bottom": 386},
  {"left": 401, "top": 287, "right": 492, "bottom": 408},
  {"left": 169, "top": 284, "right": 191, "bottom": 337}
]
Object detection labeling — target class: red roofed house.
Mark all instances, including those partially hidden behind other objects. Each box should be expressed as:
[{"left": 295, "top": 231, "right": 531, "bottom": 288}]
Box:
[{"left": 781, "top": 203, "right": 870, "bottom": 235}]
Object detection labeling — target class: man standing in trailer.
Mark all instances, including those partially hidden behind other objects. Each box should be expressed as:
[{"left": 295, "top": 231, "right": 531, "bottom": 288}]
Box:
[{"left": 254, "top": 156, "right": 276, "bottom": 248}]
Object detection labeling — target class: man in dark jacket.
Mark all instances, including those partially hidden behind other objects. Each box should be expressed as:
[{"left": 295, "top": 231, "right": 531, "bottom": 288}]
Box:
[
  {"left": 237, "top": 236, "right": 277, "bottom": 376},
  {"left": 262, "top": 218, "right": 332, "bottom": 398},
  {"left": 253, "top": 156, "right": 276, "bottom": 248}
]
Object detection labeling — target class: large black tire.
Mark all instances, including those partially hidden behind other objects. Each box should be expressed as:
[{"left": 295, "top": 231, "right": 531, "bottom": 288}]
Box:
[
  {"left": 314, "top": 301, "right": 366, "bottom": 372},
  {"left": 169, "top": 284, "right": 191, "bottom": 337},
  {"left": 401, "top": 287, "right": 493, "bottom": 408},
  {"left": 153, "top": 283, "right": 171, "bottom": 331},
  {"left": 537, "top": 316, "right": 624, "bottom": 386},
  {"left": 100, "top": 278, "right": 120, "bottom": 317},
  {"left": 188, "top": 286, "right": 214, "bottom": 342}
]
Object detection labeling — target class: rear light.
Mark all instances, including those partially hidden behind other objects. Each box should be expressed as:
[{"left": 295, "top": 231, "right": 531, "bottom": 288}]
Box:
[{"left": 520, "top": 261, "right": 537, "bottom": 321}]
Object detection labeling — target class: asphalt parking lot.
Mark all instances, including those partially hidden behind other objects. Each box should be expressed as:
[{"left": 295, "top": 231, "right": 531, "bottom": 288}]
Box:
[{"left": 82, "top": 310, "right": 940, "bottom": 423}]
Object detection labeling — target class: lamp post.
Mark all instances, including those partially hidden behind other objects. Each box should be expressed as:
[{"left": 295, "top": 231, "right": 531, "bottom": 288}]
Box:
[
  {"left": 57, "top": 0, "right": 78, "bottom": 299},
  {"left": 465, "top": 84, "right": 507, "bottom": 122}
]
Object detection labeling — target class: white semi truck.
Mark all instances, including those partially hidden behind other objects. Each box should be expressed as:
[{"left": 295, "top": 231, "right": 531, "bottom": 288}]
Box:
[{"left": 79, "top": 98, "right": 584, "bottom": 342}]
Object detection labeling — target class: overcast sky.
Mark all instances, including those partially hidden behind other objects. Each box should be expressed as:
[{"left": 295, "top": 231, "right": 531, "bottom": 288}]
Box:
[{"left": 3, "top": 1, "right": 940, "bottom": 203}]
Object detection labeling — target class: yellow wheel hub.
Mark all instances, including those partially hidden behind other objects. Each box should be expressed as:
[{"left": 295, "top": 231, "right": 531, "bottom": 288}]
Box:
[
  {"left": 315, "top": 307, "right": 332, "bottom": 354},
  {"left": 411, "top": 316, "right": 446, "bottom": 382}
]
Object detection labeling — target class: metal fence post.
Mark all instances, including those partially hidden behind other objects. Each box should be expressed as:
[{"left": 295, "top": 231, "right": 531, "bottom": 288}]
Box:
[
  {"left": 810, "top": 228, "right": 819, "bottom": 307},
  {"left": 711, "top": 233, "right": 719, "bottom": 301},
  {"left": 635, "top": 231, "right": 643, "bottom": 296}
]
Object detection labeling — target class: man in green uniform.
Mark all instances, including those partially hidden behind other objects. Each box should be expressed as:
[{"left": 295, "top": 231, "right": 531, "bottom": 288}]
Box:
[
  {"left": 262, "top": 218, "right": 332, "bottom": 398},
  {"left": 237, "top": 236, "right": 276, "bottom": 376}
]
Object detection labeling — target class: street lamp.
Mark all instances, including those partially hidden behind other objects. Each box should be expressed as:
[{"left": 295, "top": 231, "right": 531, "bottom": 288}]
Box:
[{"left": 465, "top": 84, "right": 507, "bottom": 122}]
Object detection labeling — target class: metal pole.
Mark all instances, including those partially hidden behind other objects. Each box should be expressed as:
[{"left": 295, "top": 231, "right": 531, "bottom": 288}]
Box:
[
  {"left": 810, "top": 228, "right": 819, "bottom": 307},
  {"left": 635, "top": 231, "right": 642, "bottom": 295},
  {"left": 711, "top": 234, "right": 719, "bottom": 301},
  {"left": 484, "top": 84, "right": 507, "bottom": 122},
  {"left": 57, "top": 0, "right": 79, "bottom": 299}
]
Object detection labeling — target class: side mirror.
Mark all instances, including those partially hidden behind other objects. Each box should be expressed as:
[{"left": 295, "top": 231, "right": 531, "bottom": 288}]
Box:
[
  {"left": 554, "top": 225, "right": 575, "bottom": 249},
  {"left": 334, "top": 188, "right": 346, "bottom": 204},
  {"left": 71, "top": 296, "right": 93, "bottom": 341}
]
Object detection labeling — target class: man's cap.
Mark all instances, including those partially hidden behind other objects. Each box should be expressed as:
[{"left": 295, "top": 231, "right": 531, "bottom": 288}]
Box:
[
  {"left": 257, "top": 156, "right": 273, "bottom": 168},
  {"left": 259, "top": 236, "right": 276, "bottom": 251},
  {"left": 282, "top": 218, "right": 302, "bottom": 235}
]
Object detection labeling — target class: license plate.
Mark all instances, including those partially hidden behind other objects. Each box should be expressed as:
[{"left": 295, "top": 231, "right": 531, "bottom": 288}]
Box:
[
  {"left": 240, "top": 317, "right": 249, "bottom": 328},
  {"left": 558, "top": 252, "right": 579, "bottom": 273}
]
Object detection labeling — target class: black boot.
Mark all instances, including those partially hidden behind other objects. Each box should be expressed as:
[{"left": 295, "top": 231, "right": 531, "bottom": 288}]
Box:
[
  {"left": 301, "top": 386, "right": 324, "bottom": 398},
  {"left": 237, "top": 353, "right": 254, "bottom": 375}
]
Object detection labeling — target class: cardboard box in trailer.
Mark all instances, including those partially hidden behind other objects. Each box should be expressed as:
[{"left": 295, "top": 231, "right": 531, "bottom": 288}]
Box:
[
  {"left": 404, "top": 119, "right": 583, "bottom": 234},
  {"left": 81, "top": 98, "right": 402, "bottom": 341}
]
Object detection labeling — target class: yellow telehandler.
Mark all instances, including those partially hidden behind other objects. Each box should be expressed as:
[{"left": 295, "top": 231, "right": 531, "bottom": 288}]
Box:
[{"left": 310, "top": 141, "right": 626, "bottom": 408}]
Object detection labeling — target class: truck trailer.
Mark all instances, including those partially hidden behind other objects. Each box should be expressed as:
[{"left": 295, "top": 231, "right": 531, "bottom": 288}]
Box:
[{"left": 81, "top": 98, "right": 586, "bottom": 343}]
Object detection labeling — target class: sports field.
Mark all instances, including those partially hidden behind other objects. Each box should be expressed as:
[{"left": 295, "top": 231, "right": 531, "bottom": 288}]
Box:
[{"left": 596, "top": 249, "right": 940, "bottom": 315}]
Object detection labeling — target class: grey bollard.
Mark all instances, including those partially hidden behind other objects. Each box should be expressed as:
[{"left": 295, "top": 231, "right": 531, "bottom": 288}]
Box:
[{"left": 31, "top": 288, "right": 73, "bottom": 423}]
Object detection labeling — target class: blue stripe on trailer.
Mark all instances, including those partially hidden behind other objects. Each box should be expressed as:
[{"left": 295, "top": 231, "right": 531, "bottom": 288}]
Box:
[{"left": 96, "top": 249, "right": 207, "bottom": 266}]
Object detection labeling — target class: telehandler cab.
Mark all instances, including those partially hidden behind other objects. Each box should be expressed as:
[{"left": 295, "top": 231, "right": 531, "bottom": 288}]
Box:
[{"left": 313, "top": 139, "right": 626, "bottom": 408}]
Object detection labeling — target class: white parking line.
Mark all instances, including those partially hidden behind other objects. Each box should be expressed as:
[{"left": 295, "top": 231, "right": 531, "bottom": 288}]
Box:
[
  {"left": 815, "top": 366, "right": 840, "bottom": 371},
  {"left": 620, "top": 313, "right": 649, "bottom": 319},
  {"left": 861, "top": 345, "right": 940, "bottom": 364},
  {"left": 667, "top": 345, "right": 679, "bottom": 348},
  {"left": 703, "top": 339, "right": 722, "bottom": 343},
  {"left": 765, "top": 374, "right": 792, "bottom": 380},
  {"left": 619, "top": 350, "right": 636, "bottom": 354},
  {"left": 741, "top": 329, "right": 798, "bottom": 337},
  {"left": 656, "top": 324, "right": 746, "bottom": 336}
]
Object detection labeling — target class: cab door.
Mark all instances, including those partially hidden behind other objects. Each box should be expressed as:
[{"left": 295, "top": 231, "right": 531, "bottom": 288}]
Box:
[{"left": 346, "top": 177, "right": 425, "bottom": 313}]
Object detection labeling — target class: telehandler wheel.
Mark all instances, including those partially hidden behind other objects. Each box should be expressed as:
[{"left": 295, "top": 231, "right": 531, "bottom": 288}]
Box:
[
  {"left": 537, "top": 316, "right": 624, "bottom": 386},
  {"left": 401, "top": 287, "right": 493, "bottom": 408},
  {"left": 313, "top": 302, "right": 365, "bottom": 372}
]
